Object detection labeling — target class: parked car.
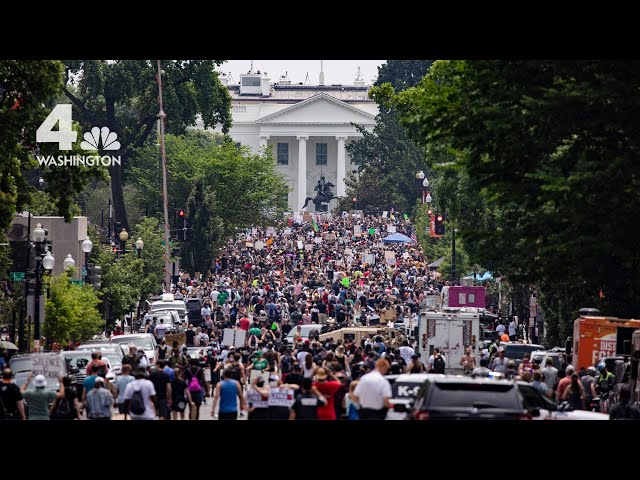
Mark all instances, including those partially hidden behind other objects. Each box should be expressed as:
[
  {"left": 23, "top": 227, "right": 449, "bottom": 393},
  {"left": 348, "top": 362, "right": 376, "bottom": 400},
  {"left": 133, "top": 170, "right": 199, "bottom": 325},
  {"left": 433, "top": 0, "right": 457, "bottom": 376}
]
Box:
[
  {"left": 385, "top": 373, "right": 444, "bottom": 420},
  {"left": 502, "top": 342, "right": 545, "bottom": 367},
  {"left": 109, "top": 333, "right": 158, "bottom": 364},
  {"left": 284, "top": 324, "right": 322, "bottom": 345},
  {"left": 9, "top": 354, "right": 35, "bottom": 375},
  {"left": 409, "top": 376, "right": 531, "bottom": 420},
  {"left": 517, "top": 381, "right": 609, "bottom": 420},
  {"left": 138, "top": 311, "right": 181, "bottom": 334},
  {"left": 75, "top": 344, "right": 123, "bottom": 375}
]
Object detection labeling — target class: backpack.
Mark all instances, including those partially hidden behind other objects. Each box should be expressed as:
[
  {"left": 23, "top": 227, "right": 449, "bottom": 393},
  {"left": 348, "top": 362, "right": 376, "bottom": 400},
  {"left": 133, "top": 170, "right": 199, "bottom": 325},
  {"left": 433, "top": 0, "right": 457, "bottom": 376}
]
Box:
[
  {"left": 188, "top": 368, "right": 202, "bottom": 393},
  {"left": 55, "top": 396, "right": 71, "bottom": 418},
  {"left": 432, "top": 355, "right": 446, "bottom": 374},
  {"left": 281, "top": 354, "right": 292, "bottom": 373},
  {"left": 129, "top": 388, "right": 146, "bottom": 415}
]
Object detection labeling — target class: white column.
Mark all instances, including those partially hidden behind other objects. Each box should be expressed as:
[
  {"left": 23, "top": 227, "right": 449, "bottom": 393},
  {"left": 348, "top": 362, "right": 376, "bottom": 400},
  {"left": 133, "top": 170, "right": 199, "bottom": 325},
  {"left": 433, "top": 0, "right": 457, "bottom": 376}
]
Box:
[
  {"left": 297, "top": 135, "right": 309, "bottom": 210},
  {"left": 259, "top": 135, "right": 270, "bottom": 150},
  {"left": 336, "top": 136, "right": 347, "bottom": 197}
]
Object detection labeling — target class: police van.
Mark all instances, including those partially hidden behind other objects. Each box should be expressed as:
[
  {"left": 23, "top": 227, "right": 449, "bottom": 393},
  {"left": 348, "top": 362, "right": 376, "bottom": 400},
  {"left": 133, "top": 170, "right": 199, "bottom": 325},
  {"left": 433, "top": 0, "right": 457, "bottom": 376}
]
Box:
[{"left": 385, "top": 373, "right": 444, "bottom": 420}]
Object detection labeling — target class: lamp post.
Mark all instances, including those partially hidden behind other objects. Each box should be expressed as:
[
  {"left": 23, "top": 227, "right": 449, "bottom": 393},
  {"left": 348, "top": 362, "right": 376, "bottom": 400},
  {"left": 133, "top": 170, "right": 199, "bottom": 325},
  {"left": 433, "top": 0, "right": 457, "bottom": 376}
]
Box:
[
  {"left": 135, "top": 237, "right": 144, "bottom": 259},
  {"left": 423, "top": 178, "right": 431, "bottom": 205},
  {"left": 119, "top": 228, "right": 129, "bottom": 256},
  {"left": 63, "top": 254, "right": 75, "bottom": 271},
  {"left": 32, "top": 222, "right": 54, "bottom": 348},
  {"left": 416, "top": 170, "right": 425, "bottom": 204},
  {"left": 82, "top": 236, "right": 93, "bottom": 284}
]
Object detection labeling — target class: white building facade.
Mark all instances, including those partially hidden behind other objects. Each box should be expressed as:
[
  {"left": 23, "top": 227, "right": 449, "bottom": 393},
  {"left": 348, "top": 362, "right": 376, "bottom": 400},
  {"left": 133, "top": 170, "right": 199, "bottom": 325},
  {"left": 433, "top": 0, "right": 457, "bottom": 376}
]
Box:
[{"left": 204, "top": 72, "right": 378, "bottom": 211}]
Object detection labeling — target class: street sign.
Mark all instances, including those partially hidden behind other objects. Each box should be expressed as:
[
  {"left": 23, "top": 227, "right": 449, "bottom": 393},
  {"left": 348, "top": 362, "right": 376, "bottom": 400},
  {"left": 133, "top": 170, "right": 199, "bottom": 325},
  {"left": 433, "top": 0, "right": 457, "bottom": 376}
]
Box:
[
  {"left": 71, "top": 280, "right": 83, "bottom": 285},
  {"left": 10, "top": 272, "right": 25, "bottom": 282}
]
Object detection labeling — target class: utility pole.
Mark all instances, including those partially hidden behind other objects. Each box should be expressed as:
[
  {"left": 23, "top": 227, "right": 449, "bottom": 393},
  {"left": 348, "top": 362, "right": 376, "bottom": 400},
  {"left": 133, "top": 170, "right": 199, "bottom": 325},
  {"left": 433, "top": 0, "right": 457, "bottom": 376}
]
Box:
[
  {"left": 157, "top": 60, "right": 172, "bottom": 292},
  {"left": 451, "top": 227, "right": 456, "bottom": 282}
]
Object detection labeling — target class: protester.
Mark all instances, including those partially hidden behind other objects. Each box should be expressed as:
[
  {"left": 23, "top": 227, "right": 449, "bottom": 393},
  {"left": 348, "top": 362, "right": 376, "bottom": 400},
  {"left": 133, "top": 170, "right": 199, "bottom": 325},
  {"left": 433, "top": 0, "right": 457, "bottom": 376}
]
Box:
[
  {"left": 21, "top": 374, "right": 65, "bottom": 420},
  {"left": 352, "top": 359, "right": 392, "bottom": 420},
  {"left": 123, "top": 368, "right": 157, "bottom": 420},
  {"left": 0, "top": 369, "right": 26, "bottom": 420},
  {"left": 85, "top": 377, "right": 113, "bottom": 420},
  {"left": 212, "top": 368, "right": 246, "bottom": 420}
]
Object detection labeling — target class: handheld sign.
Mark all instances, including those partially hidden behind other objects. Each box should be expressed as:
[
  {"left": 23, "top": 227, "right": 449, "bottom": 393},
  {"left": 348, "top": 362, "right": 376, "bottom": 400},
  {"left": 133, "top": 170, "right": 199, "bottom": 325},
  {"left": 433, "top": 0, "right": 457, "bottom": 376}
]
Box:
[{"left": 268, "top": 387, "right": 295, "bottom": 408}]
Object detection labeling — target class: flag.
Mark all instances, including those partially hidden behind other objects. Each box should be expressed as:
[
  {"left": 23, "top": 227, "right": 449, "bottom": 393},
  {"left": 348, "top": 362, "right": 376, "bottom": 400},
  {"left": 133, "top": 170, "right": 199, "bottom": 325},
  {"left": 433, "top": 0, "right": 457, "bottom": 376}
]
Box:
[
  {"left": 411, "top": 232, "right": 418, "bottom": 244},
  {"left": 404, "top": 213, "right": 409, "bottom": 220}
]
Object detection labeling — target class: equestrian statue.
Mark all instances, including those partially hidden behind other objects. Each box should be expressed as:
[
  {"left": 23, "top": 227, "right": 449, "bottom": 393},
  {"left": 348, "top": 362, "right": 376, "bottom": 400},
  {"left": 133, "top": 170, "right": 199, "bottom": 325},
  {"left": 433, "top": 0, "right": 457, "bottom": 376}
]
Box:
[{"left": 302, "top": 177, "right": 339, "bottom": 212}]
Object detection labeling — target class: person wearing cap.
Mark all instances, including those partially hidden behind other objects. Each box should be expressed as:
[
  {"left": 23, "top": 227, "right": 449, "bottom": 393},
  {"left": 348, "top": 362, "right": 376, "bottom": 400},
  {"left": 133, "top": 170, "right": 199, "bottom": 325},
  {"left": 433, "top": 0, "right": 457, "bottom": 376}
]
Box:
[
  {"left": 85, "top": 376, "right": 113, "bottom": 420},
  {"left": 1, "top": 369, "right": 26, "bottom": 420},
  {"left": 21, "top": 373, "right": 65, "bottom": 420},
  {"left": 352, "top": 359, "right": 392, "bottom": 420},
  {"left": 312, "top": 367, "right": 342, "bottom": 420}
]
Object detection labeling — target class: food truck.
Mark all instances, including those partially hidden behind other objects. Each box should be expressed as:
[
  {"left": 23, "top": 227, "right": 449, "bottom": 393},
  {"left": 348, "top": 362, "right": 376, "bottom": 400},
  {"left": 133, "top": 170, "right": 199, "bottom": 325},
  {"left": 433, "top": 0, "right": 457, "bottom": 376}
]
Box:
[{"left": 572, "top": 310, "right": 640, "bottom": 371}]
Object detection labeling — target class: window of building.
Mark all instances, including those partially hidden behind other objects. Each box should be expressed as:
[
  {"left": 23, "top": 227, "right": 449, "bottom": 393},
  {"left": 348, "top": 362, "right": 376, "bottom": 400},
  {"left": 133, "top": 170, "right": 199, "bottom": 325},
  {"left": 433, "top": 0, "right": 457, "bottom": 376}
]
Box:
[
  {"left": 241, "top": 76, "right": 261, "bottom": 87},
  {"left": 277, "top": 143, "right": 289, "bottom": 165},
  {"left": 316, "top": 143, "right": 327, "bottom": 165}
]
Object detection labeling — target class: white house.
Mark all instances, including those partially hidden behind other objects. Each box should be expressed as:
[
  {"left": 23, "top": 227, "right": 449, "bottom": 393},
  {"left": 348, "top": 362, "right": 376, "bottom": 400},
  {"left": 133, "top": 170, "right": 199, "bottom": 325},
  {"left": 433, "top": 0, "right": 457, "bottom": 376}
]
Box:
[{"left": 201, "top": 70, "right": 378, "bottom": 211}]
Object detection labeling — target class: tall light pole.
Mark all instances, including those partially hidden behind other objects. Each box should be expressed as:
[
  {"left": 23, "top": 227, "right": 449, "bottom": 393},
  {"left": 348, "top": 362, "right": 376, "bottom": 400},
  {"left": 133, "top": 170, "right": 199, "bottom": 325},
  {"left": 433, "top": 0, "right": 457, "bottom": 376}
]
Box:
[
  {"left": 82, "top": 236, "right": 93, "bottom": 284},
  {"left": 135, "top": 237, "right": 144, "bottom": 333},
  {"left": 451, "top": 227, "right": 456, "bottom": 282},
  {"left": 32, "top": 222, "right": 54, "bottom": 349},
  {"left": 157, "top": 60, "right": 172, "bottom": 292},
  {"left": 119, "top": 228, "right": 129, "bottom": 256}
]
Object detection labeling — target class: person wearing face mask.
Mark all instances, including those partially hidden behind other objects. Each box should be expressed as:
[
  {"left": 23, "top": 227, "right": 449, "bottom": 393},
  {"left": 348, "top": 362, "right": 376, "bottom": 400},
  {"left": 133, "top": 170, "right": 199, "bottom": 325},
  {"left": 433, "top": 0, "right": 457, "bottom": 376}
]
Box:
[
  {"left": 156, "top": 339, "right": 168, "bottom": 361},
  {"left": 206, "top": 347, "right": 220, "bottom": 396},
  {"left": 246, "top": 376, "right": 270, "bottom": 420}
]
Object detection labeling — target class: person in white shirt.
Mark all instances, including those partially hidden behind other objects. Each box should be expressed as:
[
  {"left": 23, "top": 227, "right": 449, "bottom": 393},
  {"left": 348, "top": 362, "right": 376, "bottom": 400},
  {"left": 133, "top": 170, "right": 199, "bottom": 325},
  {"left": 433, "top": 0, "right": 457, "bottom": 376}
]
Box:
[
  {"left": 123, "top": 369, "right": 157, "bottom": 420},
  {"left": 353, "top": 359, "right": 392, "bottom": 419},
  {"left": 496, "top": 321, "right": 506, "bottom": 336},
  {"left": 508, "top": 318, "right": 518, "bottom": 341},
  {"left": 201, "top": 304, "right": 212, "bottom": 319},
  {"left": 154, "top": 318, "right": 168, "bottom": 341},
  {"left": 210, "top": 289, "right": 219, "bottom": 304},
  {"left": 398, "top": 340, "right": 415, "bottom": 366},
  {"left": 428, "top": 348, "right": 447, "bottom": 371}
]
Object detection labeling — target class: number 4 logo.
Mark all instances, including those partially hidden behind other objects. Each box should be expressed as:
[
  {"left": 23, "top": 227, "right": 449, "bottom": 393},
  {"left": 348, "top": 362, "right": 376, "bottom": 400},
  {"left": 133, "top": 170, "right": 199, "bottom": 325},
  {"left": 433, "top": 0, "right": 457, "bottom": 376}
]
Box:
[{"left": 36, "top": 104, "right": 77, "bottom": 150}]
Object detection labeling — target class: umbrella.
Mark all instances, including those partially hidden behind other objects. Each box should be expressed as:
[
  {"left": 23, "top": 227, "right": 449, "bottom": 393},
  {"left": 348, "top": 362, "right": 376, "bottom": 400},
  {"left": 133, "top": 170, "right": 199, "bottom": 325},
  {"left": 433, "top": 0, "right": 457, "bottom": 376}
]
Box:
[
  {"left": 0, "top": 340, "right": 18, "bottom": 350},
  {"left": 383, "top": 233, "right": 413, "bottom": 244}
]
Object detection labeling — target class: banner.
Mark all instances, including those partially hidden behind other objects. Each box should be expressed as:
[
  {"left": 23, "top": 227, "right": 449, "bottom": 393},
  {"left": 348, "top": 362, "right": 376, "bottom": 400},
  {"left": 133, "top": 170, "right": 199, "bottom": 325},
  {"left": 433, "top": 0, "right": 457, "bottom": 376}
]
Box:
[
  {"left": 247, "top": 389, "right": 269, "bottom": 409},
  {"left": 268, "top": 387, "right": 296, "bottom": 407}
]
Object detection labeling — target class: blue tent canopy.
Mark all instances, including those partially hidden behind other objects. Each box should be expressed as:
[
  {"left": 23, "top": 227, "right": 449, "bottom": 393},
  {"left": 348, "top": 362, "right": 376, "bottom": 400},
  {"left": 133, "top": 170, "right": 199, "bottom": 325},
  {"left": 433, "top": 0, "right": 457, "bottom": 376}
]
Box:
[
  {"left": 462, "top": 271, "right": 493, "bottom": 281},
  {"left": 383, "top": 233, "right": 413, "bottom": 244}
]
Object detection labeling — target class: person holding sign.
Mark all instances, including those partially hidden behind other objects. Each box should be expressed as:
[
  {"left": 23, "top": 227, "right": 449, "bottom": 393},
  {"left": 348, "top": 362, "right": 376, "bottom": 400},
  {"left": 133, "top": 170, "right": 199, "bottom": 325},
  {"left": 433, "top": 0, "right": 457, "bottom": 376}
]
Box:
[
  {"left": 21, "top": 374, "right": 65, "bottom": 420},
  {"left": 290, "top": 377, "right": 327, "bottom": 420},
  {"left": 266, "top": 374, "right": 299, "bottom": 420},
  {"left": 246, "top": 376, "right": 270, "bottom": 420}
]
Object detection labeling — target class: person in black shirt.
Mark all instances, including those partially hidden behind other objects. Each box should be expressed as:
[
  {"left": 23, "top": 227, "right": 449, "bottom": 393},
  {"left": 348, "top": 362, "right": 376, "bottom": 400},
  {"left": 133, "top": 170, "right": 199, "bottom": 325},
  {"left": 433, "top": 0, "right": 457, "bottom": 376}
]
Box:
[
  {"left": 281, "top": 320, "right": 293, "bottom": 337},
  {"left": 290, "top": 377, "right": 327, "bottom": 420},
  {"left": 0, "top": 369, "right": 26, "bottom": 420},
  {"left": 149, "top": 360, "right": 172, "bottom": 420},
  {"left": 185, "top": 326, "right": 197, "bottom": 347},
  {"left": 284, "top": 364, "right": 304, "bottom": 388},
  {"left": 51, "top": 376, "right": 81, "bottom": 420}
]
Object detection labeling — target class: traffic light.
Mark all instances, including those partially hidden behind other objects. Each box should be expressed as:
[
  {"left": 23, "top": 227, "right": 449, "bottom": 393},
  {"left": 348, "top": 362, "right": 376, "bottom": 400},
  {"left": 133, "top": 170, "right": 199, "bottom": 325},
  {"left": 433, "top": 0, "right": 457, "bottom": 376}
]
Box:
[
  {"left": 178, "top": 209, "right": 185, "bottom": 218},
  {"left": 434, "top": 214, "right": 445, "bottom": 235},
  {"left": 352, "top": 197, "right": 357, "bottom": 208},
  {"left": 87, "top": 264, "right": 101, "bottom": 290},
  {"left": 427, "top": 208, "right": 432, "bottom": 216}
]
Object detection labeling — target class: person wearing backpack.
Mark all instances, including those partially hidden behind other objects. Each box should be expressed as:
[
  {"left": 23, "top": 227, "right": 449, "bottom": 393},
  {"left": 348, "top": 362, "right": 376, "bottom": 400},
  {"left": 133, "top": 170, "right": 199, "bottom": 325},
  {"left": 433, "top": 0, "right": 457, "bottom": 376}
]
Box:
[
  {"left": 429, "top": 349, "right": 446, "bottom": 374},
  {"left": 280, "top": 348, "right": 293, "bottom": 382},
  {"left": 123, "top": 368, "right": 157, "bottom": 420},
  {"left": 50, "top": 376, "right": 80, "bottom": 420},
  {"left": 184, "top": 358, "right": 205, "bottom": 420}
]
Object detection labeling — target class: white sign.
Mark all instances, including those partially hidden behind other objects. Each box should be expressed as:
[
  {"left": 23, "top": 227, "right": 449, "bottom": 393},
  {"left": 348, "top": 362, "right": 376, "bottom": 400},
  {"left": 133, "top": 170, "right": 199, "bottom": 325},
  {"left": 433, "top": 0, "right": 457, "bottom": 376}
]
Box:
[
  {"left": 245, "top": 242, "right": 254, "bottom": 248},
  {"left": 363, "top": 253, "right": 376, "bottom": 265},
  {"left": 222, "top": 329, "right": 236, "bottom": 347},
  {"left": 32, "top": 354, "right": 65, "bottom": 380},
  {"left": 268, "top": 387, "right": 296, "bottom": 407},
  {"left": 252, "top": 228, "right": 258, "bottom": 235},
  {"left": 297, "top": 241, "right": 303, "bottom": 250},
  {"left": 345, "top": 248, "right": 353, "bottom": 255},
  {"left": 354, "top": 225, "right": 362, "bottom": 236},
  {"left": 283, "top": 228, "right": 292, "bottom": 236},
  {"left": 247, "top": 389, "right": 269, "bottom": 409},
  {"left": 386, "top": 257, "right": 397, "bottom": 266},
  {"left": 266, "top": 227, "right": 276, "bottom": 237},
  {"left": 387, "top": 225, "right": 397, "bottom": 233},
  {"left": 234, "top": 329, "right": 246, "bottom": 348},
  {"left": 305, "top": 244, "right": 313, "bottom": 252},
  {"left": 382, "top": 211, "right": 388, "bottom": 218},
  {"left": 254, "top": 241, "right": 265, "bottom": 250}
]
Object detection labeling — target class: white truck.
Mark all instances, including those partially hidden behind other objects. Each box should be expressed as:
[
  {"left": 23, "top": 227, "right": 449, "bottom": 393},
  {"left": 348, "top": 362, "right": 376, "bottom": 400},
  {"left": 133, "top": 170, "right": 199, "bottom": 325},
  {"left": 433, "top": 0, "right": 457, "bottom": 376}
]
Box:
[{"left": 418, "top": 308, "right": 481, "bottom": 373}]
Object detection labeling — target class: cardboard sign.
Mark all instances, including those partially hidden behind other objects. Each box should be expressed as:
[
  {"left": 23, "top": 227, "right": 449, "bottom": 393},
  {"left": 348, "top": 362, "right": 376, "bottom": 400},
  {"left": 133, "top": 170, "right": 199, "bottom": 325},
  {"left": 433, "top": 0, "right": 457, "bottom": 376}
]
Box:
[
  {"left": 354, "top": 225, "right": 362, "bottom": 236},
  {"left": 303, "top": 213, "right": 312, "bottom": 223},
  {"left": 345, "top": 248, "right": 353, "bottom": 255},
  {"left": 246, "top": 242, "right": 254, "bottom": 248},
  {"left": 181, "top": 273, "right": 190, "bottom": 280},
  {"left": 268, "top": 387, "right": 296, "bottom": 407},
  {"left": 247, "top": 389, "right": 269, "bottom": 409},
  {"left": 387, "top": 225, "right": 397, "bottom": 233},
  {"left": 165, "top": 333, "right": 186, "bottom": 347},
  {"left": 382, "top": 211, "right": 388, "bottom": 218},
  {"left": 305, "top": 244, "right": 313, "bottom": 252},
  {"left": 384, "top": 251, "right": 396, "bottom": 260},
  {"left": 32, "top": 354, "right": 66, "bottom": 380},
  {"left": 283, "top": 228, "right": 292, "bottom": 236},
  {"left": 254, "top": 241, "right": 265, "bottom": 250},
  {"left": 195, "top": 272, "right": 201, "bottom": 279}
]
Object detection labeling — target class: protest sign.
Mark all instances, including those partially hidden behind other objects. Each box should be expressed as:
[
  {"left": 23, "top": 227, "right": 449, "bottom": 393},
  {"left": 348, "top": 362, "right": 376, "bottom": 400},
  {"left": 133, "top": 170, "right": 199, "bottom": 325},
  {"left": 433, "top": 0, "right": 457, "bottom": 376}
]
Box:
[
  {"left": 32, "top": 354, "right": 66, "bottom": 380},
  {"left": 268, "top": 388, "right": 295, "bottom": 407}
]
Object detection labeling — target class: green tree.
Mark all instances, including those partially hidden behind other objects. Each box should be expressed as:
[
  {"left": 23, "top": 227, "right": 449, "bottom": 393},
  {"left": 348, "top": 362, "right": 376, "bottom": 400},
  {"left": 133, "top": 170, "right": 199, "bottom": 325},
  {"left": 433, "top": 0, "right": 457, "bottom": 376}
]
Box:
[
  {"left": 0, "top": 60, "right": 102, "bottom": 235},
  {"left": 44, "top": 269, "right": 103, "bottom": 344},
  {"left": 63, "top": 60, "right": 233, "bottom": 232},
  {"left": 182, "top": 179, "right": 224, "bottom": 275},
  {"left": 386, "top": 60, "right": 640, "bottom": 342}
]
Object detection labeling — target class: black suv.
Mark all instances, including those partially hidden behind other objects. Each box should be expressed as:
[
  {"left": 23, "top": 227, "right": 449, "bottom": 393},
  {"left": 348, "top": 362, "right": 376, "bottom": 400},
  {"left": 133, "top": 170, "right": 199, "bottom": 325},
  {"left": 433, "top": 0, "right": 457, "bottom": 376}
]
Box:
[
  {"left": 409, "top": 376, "right": 531, "bottom": 420},
  {"left": 186, "top": 298, "right": 203, "bottom": 326}
]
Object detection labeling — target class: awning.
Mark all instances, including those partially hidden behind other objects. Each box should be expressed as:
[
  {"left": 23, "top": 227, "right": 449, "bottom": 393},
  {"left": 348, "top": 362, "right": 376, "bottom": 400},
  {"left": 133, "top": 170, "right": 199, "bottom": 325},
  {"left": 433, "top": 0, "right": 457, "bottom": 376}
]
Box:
[
  {"left": 428, "top": 256, "right": 445, "bottom": 268},
  {"left": 383, "top": 233, "right": 413, "bottom": 244}
]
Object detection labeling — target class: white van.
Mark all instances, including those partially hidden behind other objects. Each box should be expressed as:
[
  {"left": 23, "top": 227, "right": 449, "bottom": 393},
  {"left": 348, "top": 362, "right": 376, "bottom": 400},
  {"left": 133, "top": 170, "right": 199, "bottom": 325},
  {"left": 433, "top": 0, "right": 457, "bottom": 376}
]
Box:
[{"left": 285, "top": 324, "right": 322, "bottom": 345}]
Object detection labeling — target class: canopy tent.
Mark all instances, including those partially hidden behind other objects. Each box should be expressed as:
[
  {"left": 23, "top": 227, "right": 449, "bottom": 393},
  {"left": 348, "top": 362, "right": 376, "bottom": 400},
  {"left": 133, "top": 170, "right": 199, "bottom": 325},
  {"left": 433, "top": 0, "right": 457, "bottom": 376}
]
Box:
[
  {"left": 428, "top": 256, "right": 445, "bottom": 269},
  {"left": 462, "top": 271, "right": 493, "bottom": 282},
  {"left": 383, "top": 233, "right": 412, "bottom": 244}
]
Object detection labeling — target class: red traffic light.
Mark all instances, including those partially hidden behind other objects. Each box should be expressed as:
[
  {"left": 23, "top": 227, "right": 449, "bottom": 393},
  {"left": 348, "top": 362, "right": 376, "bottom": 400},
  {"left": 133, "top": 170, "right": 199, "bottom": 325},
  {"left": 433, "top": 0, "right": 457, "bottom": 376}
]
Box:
[
  {"left": 437, "top": 215, "right": 443, "bottom": 222},
  {"left": 427, "top": 209, "right": 432, "bottom": 215},
  {"left": 179, "top": 210, "right": 185, "bottom": 217}
]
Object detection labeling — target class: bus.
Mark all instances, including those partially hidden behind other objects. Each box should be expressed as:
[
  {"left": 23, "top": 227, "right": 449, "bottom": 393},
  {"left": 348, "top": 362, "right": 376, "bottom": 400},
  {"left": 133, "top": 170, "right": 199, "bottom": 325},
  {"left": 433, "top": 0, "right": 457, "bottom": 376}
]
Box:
[{"left": 572, "top": 310, "right": 640, "bottom": 371}]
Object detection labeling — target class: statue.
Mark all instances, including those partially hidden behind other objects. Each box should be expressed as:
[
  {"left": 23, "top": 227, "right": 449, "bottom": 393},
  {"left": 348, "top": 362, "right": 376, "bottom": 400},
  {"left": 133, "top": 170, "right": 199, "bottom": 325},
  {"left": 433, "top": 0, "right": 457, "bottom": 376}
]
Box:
[{"left": 302, "top": 176, "right": 339, "bottom": 211}]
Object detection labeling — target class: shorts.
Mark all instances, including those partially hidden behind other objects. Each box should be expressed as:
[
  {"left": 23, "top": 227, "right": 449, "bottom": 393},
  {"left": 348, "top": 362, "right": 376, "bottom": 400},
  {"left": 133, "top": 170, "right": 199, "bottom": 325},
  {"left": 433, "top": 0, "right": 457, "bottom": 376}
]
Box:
[
  {"left": 190, "top": 391, "right": 203, "bottom": 407},
  {"left": 156, "top": 399, "right": 170, "bottom": 419},
  {"left": 172, "top": 398, "right": 187, "bottom": 412},
  {"left": 117, "top": 402, "right": 127, "bottom": 415}
]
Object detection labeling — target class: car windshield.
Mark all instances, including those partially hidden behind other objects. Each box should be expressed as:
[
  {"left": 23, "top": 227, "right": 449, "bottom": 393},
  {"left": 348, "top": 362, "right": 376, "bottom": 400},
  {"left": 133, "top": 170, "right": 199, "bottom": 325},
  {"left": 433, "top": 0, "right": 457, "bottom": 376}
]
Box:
[
  {"left": 151, "top": 303, "right": 185, "bottom": 313},
  {"left": 9, "top": 357, "right": 33, "bottom": 374},
  {"left": 102, "top": 353, "right": 121, "bottom": 367},
  {"left": 64, "top": 354, "right": 92, "bottom": 370},
  {"left": 504, "top": 345, "right": 544, "bottom": 360},
  {"left": 429, "top": 382, "right": 518, "bottom": 409},
  {"left": 111, "top": 337, "right": 155, "bottom": 350},
  {"left": 391, "top": 381, "right": 423, "bottom": 400}
]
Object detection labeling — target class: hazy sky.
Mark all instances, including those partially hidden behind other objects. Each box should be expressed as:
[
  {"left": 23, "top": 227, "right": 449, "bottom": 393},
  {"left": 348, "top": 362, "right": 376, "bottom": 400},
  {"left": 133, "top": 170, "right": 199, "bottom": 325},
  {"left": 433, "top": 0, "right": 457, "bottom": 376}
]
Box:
[{"left": 220, "top": 60, "right": 386, "bottom": 86}]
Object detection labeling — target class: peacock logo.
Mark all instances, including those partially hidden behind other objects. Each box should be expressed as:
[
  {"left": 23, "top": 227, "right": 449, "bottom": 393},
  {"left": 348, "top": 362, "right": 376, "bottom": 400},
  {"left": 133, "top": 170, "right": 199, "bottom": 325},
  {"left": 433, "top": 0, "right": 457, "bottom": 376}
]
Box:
[{"left": 80, "top": 126, "right": 121, "bottom": 151}]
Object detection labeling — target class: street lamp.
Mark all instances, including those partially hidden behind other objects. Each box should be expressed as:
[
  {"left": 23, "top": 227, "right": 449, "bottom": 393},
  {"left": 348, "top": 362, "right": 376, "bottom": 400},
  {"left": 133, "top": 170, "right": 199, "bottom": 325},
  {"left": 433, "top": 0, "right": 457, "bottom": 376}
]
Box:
[
  {"left": 416, "top": 171, "right": 425, "bottom": 180},
  {"left": 32, "top": 223, "right": 45, "bottom": 243},
  {"left": 119, "top": 228, "right": 129, "bottom": 255},
  {"left": 82, "top": 236, "right": 93, "bottom": 284},
  {"left": 63, "top": 254, "right": 75, "bottom": 270},
  {"left": 135, "top": 237, "right": 144, "bottom": 258},
  {"left": 34, "top": 248, "right": 54, "bottom": 347}
]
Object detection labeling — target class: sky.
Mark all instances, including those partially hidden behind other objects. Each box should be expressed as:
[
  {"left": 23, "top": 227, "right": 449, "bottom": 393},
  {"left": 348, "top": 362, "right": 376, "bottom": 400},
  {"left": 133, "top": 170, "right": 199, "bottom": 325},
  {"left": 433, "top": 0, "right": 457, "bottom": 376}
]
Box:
[{"left": 220, "top": 60, "right": 386, "bottom": 86}]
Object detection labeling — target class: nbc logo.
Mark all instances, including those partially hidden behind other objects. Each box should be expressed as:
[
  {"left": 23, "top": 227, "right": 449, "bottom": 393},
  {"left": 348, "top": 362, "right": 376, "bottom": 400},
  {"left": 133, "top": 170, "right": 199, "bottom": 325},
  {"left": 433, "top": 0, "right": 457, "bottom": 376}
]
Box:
[{"left": 80, "top": 127, "right": 121, "bottom": 151}]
